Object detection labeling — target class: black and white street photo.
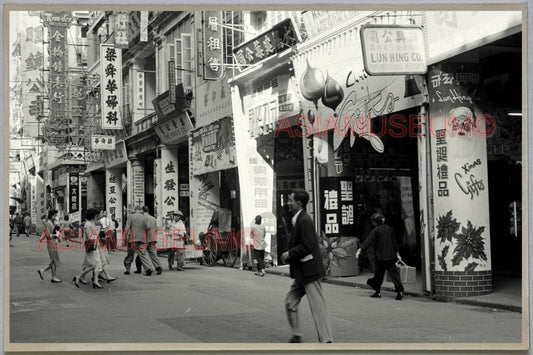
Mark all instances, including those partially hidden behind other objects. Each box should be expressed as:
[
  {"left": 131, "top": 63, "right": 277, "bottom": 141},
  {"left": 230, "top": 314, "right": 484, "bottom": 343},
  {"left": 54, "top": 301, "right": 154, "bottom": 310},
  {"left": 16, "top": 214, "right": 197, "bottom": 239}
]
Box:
[{"left": 5, "top": 4, "right": 527, "bottom": 352}]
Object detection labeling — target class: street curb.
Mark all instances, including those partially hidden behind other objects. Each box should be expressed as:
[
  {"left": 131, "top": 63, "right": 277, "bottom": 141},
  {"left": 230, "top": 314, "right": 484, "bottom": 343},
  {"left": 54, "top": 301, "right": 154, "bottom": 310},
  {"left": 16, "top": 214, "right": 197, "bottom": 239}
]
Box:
[
  {"left": 264, "top": 268, "right": 522, "bottom": 313},
  {"left": 453, "top": 299, "right": 522, "bottom": 313}
]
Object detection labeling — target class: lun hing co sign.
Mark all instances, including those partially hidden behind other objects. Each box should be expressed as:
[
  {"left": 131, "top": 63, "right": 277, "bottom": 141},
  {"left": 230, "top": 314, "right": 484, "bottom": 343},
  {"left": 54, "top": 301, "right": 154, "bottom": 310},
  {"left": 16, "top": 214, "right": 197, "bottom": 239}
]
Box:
[
  {"left": 360, "top": 25, "right": 427, "bottom": 75},
  {"left": 232, "top": 17, "right": 301, "bottom": 71}
]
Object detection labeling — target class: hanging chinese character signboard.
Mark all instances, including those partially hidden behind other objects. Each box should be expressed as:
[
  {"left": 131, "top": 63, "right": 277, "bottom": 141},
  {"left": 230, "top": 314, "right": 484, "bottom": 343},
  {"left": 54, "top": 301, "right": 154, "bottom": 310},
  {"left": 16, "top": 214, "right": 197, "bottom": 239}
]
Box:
[
  {"left": 153, "top": 111, "right": 193, "bottom": 145},
  {"left": 320, "top": 177, "right": 355, "bottom": 236},
  {"left": 202, "top": 11, "right": 224, "bottom": 81},
  {"left": 91, "top": 134, "right": 116, "bottom": 150},
  {"left": 160, "top": 149, "right": 179, "bottom": 219},
  {"left": 100, "top": 44, "right": 123, "bottom": 129},
  {"left": 114, "top": 11, "right": 129, "bottom": 48},
  {"left": 135, "top": 71, "right": 145, "bottom": 112},
  {"left": 427, "top": 67, "right": 492, "bottom": 273},
  {"left": 105, "top": 170, "right": 122, "bottom": 227},
  {"left": 360, "top": 25, "right": 427, "bottom": 75},
  {"left": 190, "top": 117, "right": 236, "bottom": 175},
  {"left": 140, "top": 11, "right": 148, "bottom": 42},
  {"left": 168, "top": 60, "right": 176, "bottom": 103},
  {"left": 232, "top": 18, "right": 301, "bottom": 72},
  {"left": 68, "top": 172, "right": 80, "bottom": 214},
  {"left": 42, "top": 11, "right": 72, "bottom": 147}
]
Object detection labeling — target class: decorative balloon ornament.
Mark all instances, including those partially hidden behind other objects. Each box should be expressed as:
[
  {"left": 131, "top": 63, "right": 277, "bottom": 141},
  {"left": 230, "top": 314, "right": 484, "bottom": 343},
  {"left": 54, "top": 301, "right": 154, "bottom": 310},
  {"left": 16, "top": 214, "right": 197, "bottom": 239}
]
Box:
[
  {"left": 299, "top": 59, "right": 383, "bottom": 154},
  {"left": 299, "top": 59, "right": 345, "bottom": 118},
  {"left": 299, "top": 59, "right": 325, "bottom": 110},
  {"left": 321, "top": 72, "right": 344, "bottom": 116}
]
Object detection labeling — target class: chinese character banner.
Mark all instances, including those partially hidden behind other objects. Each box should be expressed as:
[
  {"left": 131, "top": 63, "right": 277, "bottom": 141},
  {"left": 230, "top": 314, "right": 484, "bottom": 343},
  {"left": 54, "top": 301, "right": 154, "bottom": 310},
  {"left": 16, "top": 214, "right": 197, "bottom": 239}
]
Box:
[
  {"left": 101, "top": 44, "right": 123, "bottom": 129},
  {"left": 106, "top": 169, "right": 123, "bottom": 237},
  {"left": 43, "top": 12, "right": 72, "bottom": 145},
  {"left": 320, "top": 177, "right": 355, "bottom": 236},
  {"left": 160, "top": 149, "right": 179, "bottom": 219},
  {"left": 202, "top": 11, "right": 224, "bottom": 80},
  {"left": 68, "top": 173, "right": 80, "bottom": 213},
  {"left": 427, "top": 68, "right": 491, "bottom": 272}
]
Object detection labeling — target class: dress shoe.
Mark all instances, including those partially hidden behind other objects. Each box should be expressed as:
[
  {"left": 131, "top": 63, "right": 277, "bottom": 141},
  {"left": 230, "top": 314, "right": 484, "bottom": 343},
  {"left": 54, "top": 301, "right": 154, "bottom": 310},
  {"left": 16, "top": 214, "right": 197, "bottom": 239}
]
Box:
[
  {"left": 106, "top": 277, "right": 117, "bottom": 283},
  {"left": 144, "top": 269, "right": 153, "bottom": 276},
  {"left": 124, "top": 270, "right": 130, "bottom": 275},
  {"left": 51, "top": 278, "right": 62, "bottom": 283},
  {"left": 72, "top": 276, "right": 79, "bottom": 288},
  {"left": 396, "top": 292, "right": 403, "bottom": 300},
  {"left": 156, "top": 267, "right": 163, "bottom": 275},
  {"left": 134, "top": 270, "right": 142, "bottom": 274},
  {"left": 370, "top": 292, "right": 381, "bottom": 298},
  {"left": 37, "top": 270, "right": 44, "bottom": 280},
  {"left": 289, "top": 335, "right": 302, "bottom": 343}
]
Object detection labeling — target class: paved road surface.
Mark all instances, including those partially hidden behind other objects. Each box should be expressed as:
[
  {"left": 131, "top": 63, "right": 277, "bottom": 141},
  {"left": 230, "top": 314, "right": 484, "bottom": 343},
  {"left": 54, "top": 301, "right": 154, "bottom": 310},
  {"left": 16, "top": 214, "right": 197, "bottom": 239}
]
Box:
[{"left": 7, "top": 235, "right": 523, "bottom": 349}]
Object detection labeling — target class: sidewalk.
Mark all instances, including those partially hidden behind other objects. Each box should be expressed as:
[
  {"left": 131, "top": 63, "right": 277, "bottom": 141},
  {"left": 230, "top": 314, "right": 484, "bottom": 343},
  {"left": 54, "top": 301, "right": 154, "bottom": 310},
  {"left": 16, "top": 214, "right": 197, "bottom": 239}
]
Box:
[{"left": 264, "top": 265, "right": 522, "bottom": 313}]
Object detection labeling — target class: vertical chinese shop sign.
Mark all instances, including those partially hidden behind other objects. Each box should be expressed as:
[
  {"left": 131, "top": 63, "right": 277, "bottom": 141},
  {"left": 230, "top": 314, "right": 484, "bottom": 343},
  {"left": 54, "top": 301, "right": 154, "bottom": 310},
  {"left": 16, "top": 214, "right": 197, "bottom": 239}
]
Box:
[
  {"left": 68, "top": 173, "right": 80, "bottom": 213},
  {"left": 161, "top": 148, "right": 179, "bottom": 219},
  {"left": 202, "top": 11, "right": 224, "bottom": 80},
  {"left": 320, "top": 177, "right": 354, "bottom": 236},
  {"left": 106, "top": 170, "right": 122, "bottom": 228},
  {"left": 428, "top": 68, "right": 491, "bottom": 272},
  {"left": 43, "top": 12, "right": 72, "bottom": 146},
  {"left": 101, "top": 44, "right": 123, "bottom": 129}
]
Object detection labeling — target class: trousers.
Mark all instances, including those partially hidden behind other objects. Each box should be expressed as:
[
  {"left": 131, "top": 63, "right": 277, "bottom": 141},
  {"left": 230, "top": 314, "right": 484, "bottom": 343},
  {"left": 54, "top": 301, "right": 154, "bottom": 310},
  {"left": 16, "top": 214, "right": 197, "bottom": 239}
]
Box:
[
  {"left": 285, "top": 280, "right": 333, "bottom": 343},
  {"left": 369, "top": 259, "right": 404, "bottom": 293},
  {"left": 124, "top": 241, "right": 155, "bottom": 272},
  {"left": 253, "top": 249, "right": 265, "bottom": 271}
]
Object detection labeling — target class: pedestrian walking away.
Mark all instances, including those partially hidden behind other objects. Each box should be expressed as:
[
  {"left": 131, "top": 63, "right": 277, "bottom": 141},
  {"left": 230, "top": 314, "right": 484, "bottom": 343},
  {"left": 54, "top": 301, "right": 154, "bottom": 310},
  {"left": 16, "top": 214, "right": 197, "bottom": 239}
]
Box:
[
  {"left": 37, "top": 210, "right": 62, "bottom": 283},
  {"left": 73, "top": 209, "right": 104, "bottom": 289},
  {"left": 123, "top": 205, "right": 155, "bottom": 276},
  {"left": 143, "top": 205, "right": 163, "bottom": 275},
  {"left": 251, "top": 215, "right": 266, "bottom": 277},
  {"left": 14, "top": 213, "right": 24, "bottom": 237},
  {"left": 355, "top": 213, "right": 404, "bottom": 300},
  {"left": 60, "top": 215, "right": 73, "bottom": 247},
  {"left": 23, "top": 213, "right": 32, "bottom": 237},
  {"left": 280, "top": 189, "right": 333, "bottom": 344}
]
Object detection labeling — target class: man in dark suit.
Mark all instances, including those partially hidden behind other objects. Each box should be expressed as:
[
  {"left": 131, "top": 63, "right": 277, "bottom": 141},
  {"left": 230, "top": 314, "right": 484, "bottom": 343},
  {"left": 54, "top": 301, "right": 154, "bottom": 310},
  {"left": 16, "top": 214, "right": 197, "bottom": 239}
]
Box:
[
  {"left": 142, "top": 205, "right": 163, "bottom": 275},
  {"left": 123, "top": 205, "right": 154, "bottom": 276},
  {"left": 280, "top": 189, "right": 332, "bottom": 343}
]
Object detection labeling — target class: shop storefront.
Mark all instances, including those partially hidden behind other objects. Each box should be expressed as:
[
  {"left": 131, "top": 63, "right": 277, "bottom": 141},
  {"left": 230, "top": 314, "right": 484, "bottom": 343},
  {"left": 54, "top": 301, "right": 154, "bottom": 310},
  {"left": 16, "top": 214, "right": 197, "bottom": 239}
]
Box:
[
  {"left": 190, "top": 69, "right": 238, "bottom": 240},
  {"left": 291, "top": 17, "right": 426, "bottom": 277},
  {"left": 152, "top": 86, "right": 194, "bottom": 225},
  {"left": 189, "top": 116, "right": 238, "bottom": 235},
  {"left": 423, "top": 10, "right": 522, "bottom": 299},
  {"left": 125, "top": 116, "right": 160, "bottom": 215},
  {"left": 229, "top": 17, "right": 304, "bottom": 265}
]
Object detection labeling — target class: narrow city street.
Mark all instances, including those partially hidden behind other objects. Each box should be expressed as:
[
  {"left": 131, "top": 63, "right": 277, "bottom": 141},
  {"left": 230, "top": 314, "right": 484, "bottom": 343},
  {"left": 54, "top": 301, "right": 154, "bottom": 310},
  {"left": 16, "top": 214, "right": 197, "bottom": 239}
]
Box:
[{"left": 9, "top": 235, "right": 522, "bottom": 345}]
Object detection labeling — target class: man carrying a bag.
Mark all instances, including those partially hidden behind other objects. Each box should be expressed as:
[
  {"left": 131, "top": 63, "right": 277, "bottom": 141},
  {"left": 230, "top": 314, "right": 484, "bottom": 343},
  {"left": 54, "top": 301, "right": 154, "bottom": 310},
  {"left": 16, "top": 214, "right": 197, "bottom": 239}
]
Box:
[{"left": 355, "top": 213, "right": 404, "bottom": 300}]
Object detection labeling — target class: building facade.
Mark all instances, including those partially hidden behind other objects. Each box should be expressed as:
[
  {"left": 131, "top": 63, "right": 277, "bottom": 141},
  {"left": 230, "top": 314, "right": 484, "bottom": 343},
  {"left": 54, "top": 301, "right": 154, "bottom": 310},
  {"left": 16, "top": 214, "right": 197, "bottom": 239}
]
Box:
[{"left": 15, "top": 8, "right": 523, "bottom": 300}]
